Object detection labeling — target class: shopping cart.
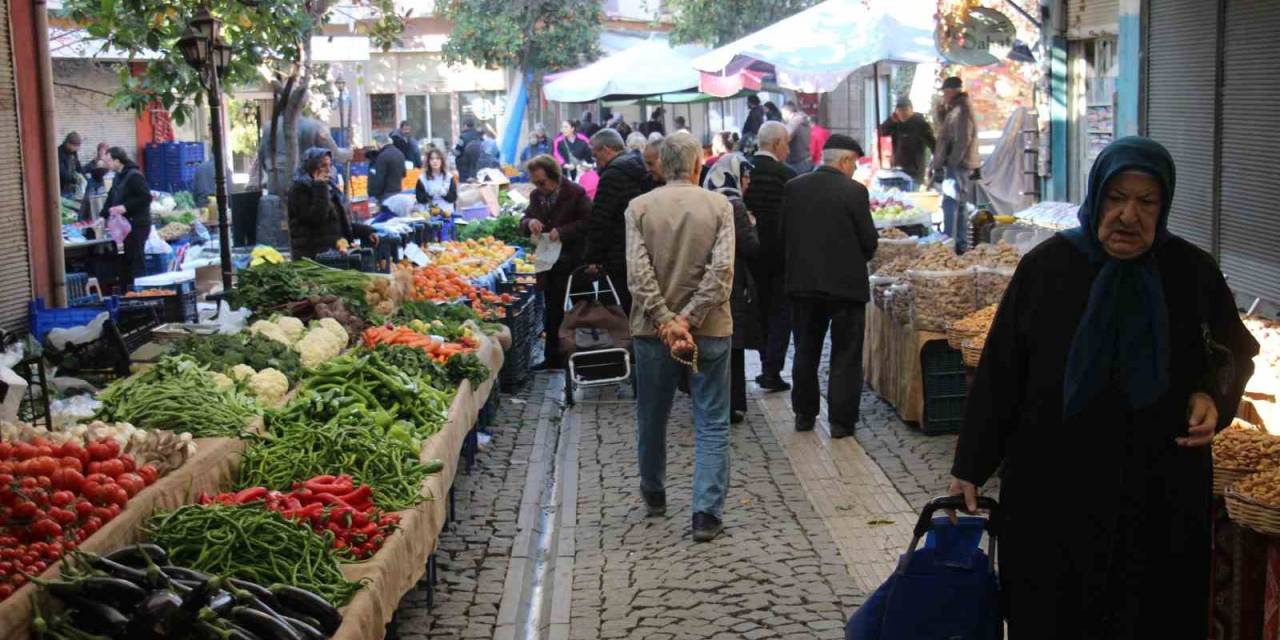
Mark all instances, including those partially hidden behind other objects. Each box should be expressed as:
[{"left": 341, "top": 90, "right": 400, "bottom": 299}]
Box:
[
  {"left": 558, "top": 267, "right": 632, "bottom": 407},
  {"left": 846, "top": 495, "right": 1002, "bottom": 640}
]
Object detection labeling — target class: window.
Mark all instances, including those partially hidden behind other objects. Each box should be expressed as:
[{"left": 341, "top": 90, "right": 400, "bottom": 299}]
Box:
[
  {"left": 370, "top": 93, "right": 397, "bottom": 133},
  {"left": 405, "top": 95, "right": 428, "bottom": 140},
  {"left": 429, "top": 94, "right": 453, "bottom": 149}
]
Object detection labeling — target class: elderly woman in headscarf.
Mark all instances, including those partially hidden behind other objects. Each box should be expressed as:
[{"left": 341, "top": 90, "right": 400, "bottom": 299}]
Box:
[
  {"left": 287, "top": 147, "right": 376, "bottom": 260},
  {"left": 704, "top": 153, "right": 761, "bottom": 424},
  {"left": 949, "top": 137, "right": 1259, "bottom": 638}
]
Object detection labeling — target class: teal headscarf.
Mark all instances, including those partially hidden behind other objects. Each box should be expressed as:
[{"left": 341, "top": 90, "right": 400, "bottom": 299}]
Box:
[{"left": 1058, "top": 136, "right": 1177, "bottom": 418}]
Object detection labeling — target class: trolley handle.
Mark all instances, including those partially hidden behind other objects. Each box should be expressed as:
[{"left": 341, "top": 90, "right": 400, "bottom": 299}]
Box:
[{"left": 913, "top": 495, "right": 999, "bottom": 538}]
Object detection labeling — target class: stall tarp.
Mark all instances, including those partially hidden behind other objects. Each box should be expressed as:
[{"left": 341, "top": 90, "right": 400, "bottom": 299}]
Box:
[
  {"left": 0, "top": 438, "right": 247, "bottom": 640},
  {"left": 978, "top": 107, "right": 1036, "bottom": 216},
  {"left": 331, "top": 332, "right": 504, "bottom": 640},
  {"left": 543, "top": 41, "right": 710, "bottom": 102},
  {"left": 692, "top": 0, "right": 938, "bottom": 94}
]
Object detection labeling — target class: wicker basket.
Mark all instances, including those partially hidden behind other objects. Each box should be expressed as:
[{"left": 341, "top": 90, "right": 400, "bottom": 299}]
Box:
[
  {"left": 948, "top": 326, "right": 982, "bottom": 351},
  {"left": 961, "top": 338, "right": 985, "bottom": 368},
  {"left": 1214, "top": 465, "right": 1257, "bottom": 496},
  {"left": 1224, "top": 486, "right": 1280, "bottom": 536}
]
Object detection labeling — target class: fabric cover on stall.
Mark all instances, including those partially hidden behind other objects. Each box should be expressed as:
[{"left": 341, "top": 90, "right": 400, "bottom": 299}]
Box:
[
  {"left": 977, "top": 107, "right": 1035, "bottom": 216},
  {"left": 692, "top": 0, "right": 938, "bottom": 93},
  {"left": 543, "top": 41, "right": 709, "bottom": 102}
]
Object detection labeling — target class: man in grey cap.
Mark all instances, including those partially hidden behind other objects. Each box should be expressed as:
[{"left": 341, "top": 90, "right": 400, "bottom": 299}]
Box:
[
  {"left": 368, "top": 131, "right": 407, "bottom": 204},
  {"left": 780, "top": 134, "right": 877, "bottom": 438},
  {"left": 931, "top": 76, "right": 980, "bottom": 252},
  {"left": 58, "top": 132, "right": 84, "bottom": 198}
]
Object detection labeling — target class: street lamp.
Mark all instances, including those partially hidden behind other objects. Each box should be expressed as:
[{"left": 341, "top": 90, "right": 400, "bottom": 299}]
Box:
[
  {"left": 334, "top": 77, "right": 351, "bottom": 201},
  {"left": 178, "top": 6, "right": 234, "bottom": 292}
]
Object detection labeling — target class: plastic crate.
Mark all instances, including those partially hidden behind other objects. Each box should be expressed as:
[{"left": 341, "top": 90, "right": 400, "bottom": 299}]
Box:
[
  {"left": 44, "top": 319, "right": 132, "bottom": 382},
  {"left": 65, "top": 272, "right": 100, "bottom": 306},
  {"left": 144, "top": 253, "right": 172, "bottom": 276},
  {"left": 118, "top": 290, "right": 198, "bottom": 324},
  {"left": 314, "top": 248, "right": 376, "bottom": 272},
  {"left": 116, "top": 305, "right": 161, "bottom": 352},
  {"left": 2, "top": 356, "right": 52, "bottom": 430},
  {"left": 29, "top": 297, "right": 120, "bottom": 341},
  {"left": 919, "top": 340, "right": 968, "bottom": 435}
]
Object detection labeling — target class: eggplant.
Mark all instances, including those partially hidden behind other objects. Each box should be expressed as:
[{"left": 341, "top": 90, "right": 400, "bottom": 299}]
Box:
[
  {"left": 269, "top": 584, "right": 341, "bottom": 634},
  {"left": 37, "top": 576, "right": 148, "bottom": 611},
  {"left": 102, "top": 543, "right": 170, "bottom": 569},
  {"left": 124, "top": 589, "right": 184, "bottom": 639},
  {"left": 208, "top": 590, "right": 236, "bottom": 615},
  {"left": 83, "top": 554, "right": 149, "bottom": 586},
  {"left": 230, "top": 606, "right": 304, "bottom": 640},
  {"left": 161, "top": 565, "right": 215, "bottom": 583},
  {"left": 170, "top": 576, "right": 228, "bottom": 637},
  {"left": 63, "top": 595, "right": 130, "bottom": 638},
  {"left": 281, "top": 616, "right": 326, "bottom": 640},
  {"left": 195, "top": 620, "right": 263, "bottom": 640},
  {"left": 227, "top": 579, "right": 282, "bottom": 610}
]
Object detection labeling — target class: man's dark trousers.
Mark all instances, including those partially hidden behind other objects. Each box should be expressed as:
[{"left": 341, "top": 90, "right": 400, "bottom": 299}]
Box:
[{"left": 790, "top": 297, "right": 865, "bottom": 430}]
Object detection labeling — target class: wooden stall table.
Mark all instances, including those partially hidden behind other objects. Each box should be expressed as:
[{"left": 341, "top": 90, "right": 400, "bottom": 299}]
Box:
[
  {"left": 0, "top": 437, "right": 246, "bottom": 640},
  {"left": 862, "top": 304, "right": 946, "bottom": 424},
  {"left": 331, "top": 332, "right": 504, "bottom": 640}
]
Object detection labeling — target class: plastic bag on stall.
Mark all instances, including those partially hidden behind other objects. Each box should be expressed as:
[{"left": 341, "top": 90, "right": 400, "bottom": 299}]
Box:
[
  {"left": 403, "top": 243, "right": 431, "bottom": 267},
  {"left": 191, "top": 219, "right": 211, "bottom": 245},
  {"left": 46, "top": 312, "right": 110, "bottom": 351},
  {"left": 533, "top": 235, "right": 562, "bottom": 273},
  {"left": 146, "top": 227, "right": 173, "bottom": 254},
  {"left": 0, "top": 340, "right": 25, "bottom": 370},
  {"left": 214, "top": 301, "right": 252, "bottom": 335},
  {"left": 107, "top": 209, "right": 132, "bottom": 245}
]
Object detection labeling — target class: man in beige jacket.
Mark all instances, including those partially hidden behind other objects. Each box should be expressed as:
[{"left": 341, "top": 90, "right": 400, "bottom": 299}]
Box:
[{"left": 625, "top": 131, "right": 736, "bottom": 542}]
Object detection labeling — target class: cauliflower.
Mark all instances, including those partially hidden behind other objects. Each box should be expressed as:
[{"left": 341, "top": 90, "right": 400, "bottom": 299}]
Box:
[
  {"left": 249, "top": 320, "right": 291, "bottom": 346},
  {"left": 229, "top": 364, "right": 256, "bottom": 382},
  {"left": 315, "top": 318, "right": 349, "bottom": 346},
  {"left": 297, "top": 328, "right": 344, "bottom": 369},
  {"left": 210, "top": 372, "right": 234, "bottom": 390},
  {"left": 248, "top": 368, "right": 289, "bottom": 407},
  {"left": 275, "top": 316, "right": 306, "bottom": 343}
]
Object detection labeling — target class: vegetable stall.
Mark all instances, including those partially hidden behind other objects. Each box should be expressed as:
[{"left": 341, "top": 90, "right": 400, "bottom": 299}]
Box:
[{"left": 2, "top": 237, "right": 521, "bottom": 640}]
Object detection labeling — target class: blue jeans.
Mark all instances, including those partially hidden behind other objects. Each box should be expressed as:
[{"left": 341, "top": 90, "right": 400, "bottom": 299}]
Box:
[
  {"left": 634, "top": 335, "right": 732, "bottom": 519},
  {"left": 941, "top": 167, "right": 971, "bottom": 253}
]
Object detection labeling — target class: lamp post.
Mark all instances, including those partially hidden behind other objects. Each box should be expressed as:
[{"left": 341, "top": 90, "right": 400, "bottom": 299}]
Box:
[
  {"left": 178, "top": 7, "right": 234, "bottom": 292},
  {"left": 335, "top": 77, "right": 351, "bottom": 201}
]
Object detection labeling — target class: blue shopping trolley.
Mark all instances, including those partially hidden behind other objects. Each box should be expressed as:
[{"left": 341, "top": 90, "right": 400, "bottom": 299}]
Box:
[{"left": 846, "top": 495, "right": 1002, "bottom": 640}]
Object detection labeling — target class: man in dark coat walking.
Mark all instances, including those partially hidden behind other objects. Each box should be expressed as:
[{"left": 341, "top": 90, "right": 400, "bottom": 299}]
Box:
[
  {"left": 58, "top": 132, "right": 84, "bottom": 198},
  {"left": 781, "top": 135, "right": 877, "bottom": 437},
  {"left": 741, "top": 95, "right": 764, "bottom": 145},
  {"left": 368, "top": 133, "right": 406, "bottom": 204},
  {"left": 744, "top": 121, "right": 797, "bottom": 391},
  {"left": 585, "top": 128, "right": 648, "bottom": 313},
  {"left": 879, "top": 96, "right": 936, "bottom": 187}
]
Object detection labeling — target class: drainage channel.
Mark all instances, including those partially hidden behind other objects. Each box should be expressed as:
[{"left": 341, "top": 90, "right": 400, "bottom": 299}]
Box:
[{"left": 497, "top": 377, "right": 578, "bottom": 640}]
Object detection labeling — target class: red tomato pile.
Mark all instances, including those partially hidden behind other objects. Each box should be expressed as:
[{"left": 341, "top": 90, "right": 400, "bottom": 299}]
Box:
[
  {"left": 0, "top": 437, "right": 160, "bottom": 601},
  {"left": 199, "top": 474, "right": 400, "bottom": 561}
]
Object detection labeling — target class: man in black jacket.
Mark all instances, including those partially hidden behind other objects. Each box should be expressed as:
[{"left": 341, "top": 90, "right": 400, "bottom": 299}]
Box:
[
  {"left": 744, "top": 121, "right": 797, "bottom": 391},
  {"left": 397, "top": 121, "right": 422, "bottom": 168},
  {"left": 781, "top": 135, "right": 877, "bottom": 437},
  {"left": 453, "top": 118, "right": 483, "bottom": 166},
  {"left": 878, "top": 96, "right": 936, "bottom": 186},
  {"left": 58, "top": 132, "right": 84, "bottom": 198},
  {"left": 585, "top": 128, "right": 648, "bottom": 313},
  {"left": 741, "top": 95, "right": 764, "bottom": 144},
  {"left": 368, "top": 133, "right": 406, "bottom": 204}
]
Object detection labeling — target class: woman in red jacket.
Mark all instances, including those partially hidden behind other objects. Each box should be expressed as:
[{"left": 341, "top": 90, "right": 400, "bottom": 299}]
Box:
[{"left": 520, "top": 154, "right": 593, "bottom": 369}]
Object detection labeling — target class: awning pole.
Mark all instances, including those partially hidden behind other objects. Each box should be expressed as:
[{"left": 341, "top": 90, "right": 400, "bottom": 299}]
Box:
[{"left": 872, "top": 62, "right": 882, "bottom": 168}]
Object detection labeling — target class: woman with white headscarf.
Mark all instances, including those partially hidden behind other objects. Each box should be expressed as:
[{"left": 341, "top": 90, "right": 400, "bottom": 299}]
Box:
[{"left": 704, "top": 153, "right": 762, "bottom": 423}]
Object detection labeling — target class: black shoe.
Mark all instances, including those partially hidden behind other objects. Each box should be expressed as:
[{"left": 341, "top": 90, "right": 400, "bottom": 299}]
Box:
[
  {"left": 757, "top": 374, "right": 791, "bottom": 392},
  {"left": 795, "top": 415, "right": 816, "bottom": 432},
  {"left": 730, "top": 410, "right": 746, "bottom": 424},
  {"left": 692, "top": 512, "right": 723, "bottom": 542},
  {"left": 829, "top": 424, "right": 855, "bottom": 439},
  {"left": 642, "top": 491, "right": 666, "bottom": 517}
]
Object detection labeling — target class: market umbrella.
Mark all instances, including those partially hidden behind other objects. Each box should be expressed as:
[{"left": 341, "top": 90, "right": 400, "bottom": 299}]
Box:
[
  {"left": 691, "top": 0, "right": 938, "bottom": 95},
  {"left": 543, "top": 41, "right": 710, "bottom": 102}
]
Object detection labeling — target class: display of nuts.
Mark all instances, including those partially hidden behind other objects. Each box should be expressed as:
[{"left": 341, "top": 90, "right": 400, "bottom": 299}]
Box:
[
  {"left": 871, "top": 231, "right": 919, "bottom": 273},
  {"left": 874, "top": 255, "right": 915, "bottom": 279},
  {"left": 951, "top": 304, "right": 999, "bottom": 336},
  {"left": 879, "top": 227, "right": 909, "bottom": 239},
  {"left": 887, "top": 283, "right": 913, "bottom": 325},
  {"left": 965, "top": 241, "right": 1022, "bottom": 268},
  {"left": 1236, "top": 467, "right": 1280, "bottom": 507},
  {"left": 1213, "top": 419, "right": 1280, "bottom": 471},
  {"left": 908, "top": 267, "right": 976, "bottom": 333}
]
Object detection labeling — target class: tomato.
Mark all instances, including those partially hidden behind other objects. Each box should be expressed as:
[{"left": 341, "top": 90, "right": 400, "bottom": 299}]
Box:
[
  {"left": 18, "top": 478, "right": 37, "bottom": 490},
  {"left": 29, "top": 518, "right": 61, "bottom": 539},
  {"left": 0, "top": 584, "right": 12, "bottom": 599},
  {"left": 80, "top": 481, "right": 103, "bottom": 505},
  {"left": 98, "top": 459, "right": 125, "bottom": 479},
  {"left": 0, "top": 442, "right": 11, "bottom": 459},
  {"left": 58, "top": 457, "right": 83, "bottom": 473},
  {"left": 119, "top": 455, "right": 135, "bottom": 473},
  {"left": 11, "top": 574, "right": 27, "bottom": 588},
  {"left": 105, "top": 486, "right": 128, "bottom": 508},
  {"left": 49, "top": 491, "right": 74, "bottom": 507},
  {"left": 86, "top": 461, "right": 102, "bottom": 475},
  {"left": 115, "top": 474, "right": 144, "bottom": 498},
  {"left": 30, "top": 561, "right": 47, "bottom": 574},
  {"left": 57, "top": 442, "right": 87, "bottom": 464},
  {"left": 30, "top": 457, "right": 57, "bottom": 478},
  {"left": 84, "top": 473, "right": 109, "bottom": 485},
  {"left": 73, "top": 500, "right": 93, "bottom": 520},
  {"left": 137, "top": 465, "right": 159, "bottom": 486},
  {"left": 12, "top": 443, "right": 37, "bottom": 461},
  {"left": 0, "top": 474, "right": 12, "bottom": 486},
  {"left": 11, "top": 501, "right": 36, "bottom": 520},
  {"left": 85, "top": 442, "right": 111, "bottom": 463},
  {"left": 50, "top": 469, "right": 84, "bottom": 493},
  {"left": 0, "top": 462, "right": 12, "bottom": 475},
  {"left": 83, "top": 516, "right": 102, "bottom": 535},
  {"left": 91, "top": 506, "right": 114, "bottom": 522},
  {"left": 47, "top": 508, "right": 75, "bottom": 526}
]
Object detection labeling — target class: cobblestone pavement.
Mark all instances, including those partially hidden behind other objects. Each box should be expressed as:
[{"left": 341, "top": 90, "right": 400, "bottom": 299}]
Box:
[
  {"left": 392, "top": 376, "right": 548, "bottom": 640},
  {"left": 569, "top": 396, "right": 862, "bottom": 640}
]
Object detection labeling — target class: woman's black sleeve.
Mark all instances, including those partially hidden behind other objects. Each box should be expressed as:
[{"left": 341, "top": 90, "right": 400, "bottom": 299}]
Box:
[
  {"left": 444, "top": 177, "right": 458, "bottom": 204},
  {"left": 416, "top": 181, "right": 429, "bottom": 204},
  {"left": 1203, "top": 263, "right": 1261, "bottom": 431},
  {"left": 951, "top": 260, "right": 1033, "bottom": 486}
]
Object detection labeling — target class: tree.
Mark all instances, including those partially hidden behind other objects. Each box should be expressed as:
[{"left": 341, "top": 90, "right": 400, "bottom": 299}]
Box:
[
  {"left": 62, "top": 0, "right": 406, "bottom": 196},
  {"left": 666, "top": 0, "right": 818, "bottom": 47},
  {"left": 439, "top": 0, "right": 604, "bottom": 126}
]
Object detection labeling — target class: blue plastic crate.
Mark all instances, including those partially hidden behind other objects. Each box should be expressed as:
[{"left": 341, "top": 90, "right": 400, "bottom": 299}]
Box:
[
  {"left": 65, "top": 272, "right": 100, "bottom": 306},
  {"left": 30, "top": 297, "right": 120, "bottom": 340}
]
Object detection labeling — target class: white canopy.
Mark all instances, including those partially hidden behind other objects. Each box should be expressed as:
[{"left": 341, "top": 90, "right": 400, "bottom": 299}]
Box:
[
  {"left": 543, "top": 41, "right": 710, "bottom": 103},
  {"left": 691, "top": 0, "right": 938, "bottom": 93}
]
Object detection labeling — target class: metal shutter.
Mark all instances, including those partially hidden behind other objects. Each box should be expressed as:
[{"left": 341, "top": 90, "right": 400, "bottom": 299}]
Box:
[
  {"left": 1144, "top": 0, "right": 1217, "bottom": 252},
  {"left": 0, "top": 0, "right": 33, "bottom": 333},
  {"left": 1218, "top": 0, "right": 1280, "bottom": 304},
  {"left": 1067, "top": 0, "right": 1119, "bottom": 37}
]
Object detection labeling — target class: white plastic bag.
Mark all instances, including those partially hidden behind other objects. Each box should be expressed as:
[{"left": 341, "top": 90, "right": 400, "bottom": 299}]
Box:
[
  {"left": 146, "top": 227, "right": 172, "bottom": 254},
  {"left": 403, "top": 242, "right": 431, "bottom": 267},
  {"left": 533, "top": 236, "right": 562, "bottom": 273},
  {"left": 214, "top": 301, "right": 252, "bottom": 335},
  {"left": 47, "top": 311, "right": 110, "bottom": 350}
]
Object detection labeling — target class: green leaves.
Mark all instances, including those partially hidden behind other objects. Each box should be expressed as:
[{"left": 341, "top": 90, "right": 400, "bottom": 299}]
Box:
[
  {"left": 440, "top": 0, "right": 603, "bottom": 73},
  {"left": 666, "top": 0, "right": 818, "bottom": 46}
]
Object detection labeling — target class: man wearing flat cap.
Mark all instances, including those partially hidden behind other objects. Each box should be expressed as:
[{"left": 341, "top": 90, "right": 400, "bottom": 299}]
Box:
[
  {"left": 780, "top": 134, "right": 877, "bottom": 439},
  {"left": 931, "top": 75, "right": 980, "bottom": 252}
]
